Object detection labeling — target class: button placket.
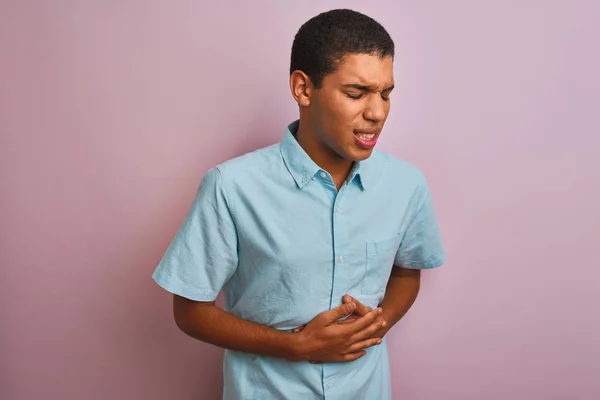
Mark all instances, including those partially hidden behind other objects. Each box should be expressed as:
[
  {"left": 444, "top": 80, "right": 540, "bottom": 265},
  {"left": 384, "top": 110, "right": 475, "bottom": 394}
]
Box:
[
  {"left": 325, "top": 187, "right": 347, "bottom": 396},
  {"left": 332, "top": 188, "right": 348, "bottom": 269}
]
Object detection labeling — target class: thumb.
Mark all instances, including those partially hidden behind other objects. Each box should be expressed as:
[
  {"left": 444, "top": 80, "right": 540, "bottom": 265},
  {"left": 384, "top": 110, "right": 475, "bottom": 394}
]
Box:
[
  {"left": 343, "top": 294, "right": 371, "bottom": 316},
  {"left": 321, "top": 302, "right": 355, "bottom": 324}
]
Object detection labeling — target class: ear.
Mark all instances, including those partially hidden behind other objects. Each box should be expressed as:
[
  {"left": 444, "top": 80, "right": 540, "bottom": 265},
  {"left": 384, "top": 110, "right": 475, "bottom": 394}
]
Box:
[{"left": 289, "top": 70, "right": 313, "bottom": 107}]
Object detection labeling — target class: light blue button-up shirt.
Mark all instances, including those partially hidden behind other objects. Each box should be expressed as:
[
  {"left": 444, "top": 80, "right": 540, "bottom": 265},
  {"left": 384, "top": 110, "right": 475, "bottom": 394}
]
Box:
[{"left": 153, "top": 120, "right": 446, "bottom": 399}]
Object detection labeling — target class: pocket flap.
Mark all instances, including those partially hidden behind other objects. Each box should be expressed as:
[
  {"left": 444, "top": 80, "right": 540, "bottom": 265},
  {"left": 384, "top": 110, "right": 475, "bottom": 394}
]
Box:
[{"left": 366, "top": 233, "right": 403, "bottom": 259}]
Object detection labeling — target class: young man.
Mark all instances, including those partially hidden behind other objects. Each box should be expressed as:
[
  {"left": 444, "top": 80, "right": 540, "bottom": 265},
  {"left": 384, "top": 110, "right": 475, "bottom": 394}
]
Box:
[{"left": 153, "top": 9, "right": 446, "bottom": 400}]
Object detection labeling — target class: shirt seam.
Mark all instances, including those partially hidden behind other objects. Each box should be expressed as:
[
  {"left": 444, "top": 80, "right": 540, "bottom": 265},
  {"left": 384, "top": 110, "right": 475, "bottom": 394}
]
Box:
[{"left": 214, "top": 166, "right": 238, "bottom": 225}]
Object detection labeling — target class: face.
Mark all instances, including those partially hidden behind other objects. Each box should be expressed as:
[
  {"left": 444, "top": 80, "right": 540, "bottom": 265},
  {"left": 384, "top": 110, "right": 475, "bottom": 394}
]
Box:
[{"left": 306, "top": 53, "right": 394, "bottom": 162}]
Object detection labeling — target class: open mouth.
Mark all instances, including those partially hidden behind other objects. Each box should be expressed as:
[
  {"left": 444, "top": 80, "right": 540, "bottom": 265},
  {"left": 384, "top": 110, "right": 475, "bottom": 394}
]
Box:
[
  {"left": 355, "top": 133, "right": 377, "bottom": 141},
  {"left": 353, "top": 130, "right": 380, "bottom": 149}
]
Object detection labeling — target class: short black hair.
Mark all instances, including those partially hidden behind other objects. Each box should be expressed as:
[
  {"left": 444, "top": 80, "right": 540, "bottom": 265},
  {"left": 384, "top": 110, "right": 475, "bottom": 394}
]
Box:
[{"left": 290, "top": 9, "right": 395, "bottom": 88}]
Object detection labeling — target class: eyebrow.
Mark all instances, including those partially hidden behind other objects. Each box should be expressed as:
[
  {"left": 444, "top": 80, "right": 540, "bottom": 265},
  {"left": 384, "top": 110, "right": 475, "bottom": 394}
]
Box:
[{"left": 342, "top": 83, "right": 395, "bottom": 92}]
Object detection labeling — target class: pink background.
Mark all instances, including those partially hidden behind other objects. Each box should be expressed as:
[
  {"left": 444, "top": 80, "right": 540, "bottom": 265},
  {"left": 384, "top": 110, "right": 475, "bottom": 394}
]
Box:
[{"left": 1, "top": 1, "right": 599, "bottom": 399}]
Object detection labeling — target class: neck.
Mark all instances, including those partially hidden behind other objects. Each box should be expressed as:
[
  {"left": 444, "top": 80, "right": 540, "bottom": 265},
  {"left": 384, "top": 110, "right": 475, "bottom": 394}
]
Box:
[{"left": 295, "top": 120, "right": 354, "bottom": 189}]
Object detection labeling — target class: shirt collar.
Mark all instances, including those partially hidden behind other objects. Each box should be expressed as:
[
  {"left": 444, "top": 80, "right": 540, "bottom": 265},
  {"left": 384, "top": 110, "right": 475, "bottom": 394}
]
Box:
[{"left": 280, "top": 120, "right": 368, "bottom": 191}]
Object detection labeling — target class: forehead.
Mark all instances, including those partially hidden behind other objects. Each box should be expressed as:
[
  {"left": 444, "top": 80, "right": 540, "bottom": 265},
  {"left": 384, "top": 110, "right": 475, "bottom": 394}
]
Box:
[{"left": 326, "top": 53, "right": 394, "bottom": 87}]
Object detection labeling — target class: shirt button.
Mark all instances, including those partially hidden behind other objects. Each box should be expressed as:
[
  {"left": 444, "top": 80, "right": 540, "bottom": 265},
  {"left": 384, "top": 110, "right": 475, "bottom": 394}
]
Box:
[
  {"left": 320, "top": 171, "right": 327, "bottom": 178},
  {"left": 334, "top": 207, "right": 341, "bottom": 214},
  {"left": 338, "top": 256, "right": 344, "bottom": 263},
  {"left": 327, "top": 383, "right": 333, "bottom": 389}
]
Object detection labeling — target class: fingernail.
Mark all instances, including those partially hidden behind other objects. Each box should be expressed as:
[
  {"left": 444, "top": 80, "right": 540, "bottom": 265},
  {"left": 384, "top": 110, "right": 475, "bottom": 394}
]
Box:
[{"left": 377, "top": 339, "right": 382, "bottom": 344}]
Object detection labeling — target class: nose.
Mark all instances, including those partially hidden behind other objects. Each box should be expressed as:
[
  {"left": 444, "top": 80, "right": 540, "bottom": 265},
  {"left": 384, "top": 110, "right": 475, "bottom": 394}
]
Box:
[{"left": 363, "top": 96, "right": 387, "bottom": 123}]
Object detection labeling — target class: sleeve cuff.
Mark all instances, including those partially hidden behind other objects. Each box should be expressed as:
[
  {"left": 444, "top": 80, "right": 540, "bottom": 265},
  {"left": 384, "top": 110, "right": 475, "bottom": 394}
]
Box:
[
  {"left": 152, "top": 270, "right": 219, "bottom": 302},
  {"left": 396, "top": 253, "right": 447, "bottom": 270}
]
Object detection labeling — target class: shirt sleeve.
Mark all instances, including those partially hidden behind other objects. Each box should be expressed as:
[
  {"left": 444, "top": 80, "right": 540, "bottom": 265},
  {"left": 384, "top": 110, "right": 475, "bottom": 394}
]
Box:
[
  {"left": 152, "top": 167, "right": 238, "bottom": 301},
  {"left": 394, "top": 180, "right": 447, "bottom": 269}
]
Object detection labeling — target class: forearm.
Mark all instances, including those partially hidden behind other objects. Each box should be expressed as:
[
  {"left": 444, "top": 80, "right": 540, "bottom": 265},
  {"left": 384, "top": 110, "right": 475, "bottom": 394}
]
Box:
[
  {"left": 173, "top": 295, "right": 300, "bottom": 361},
  {"left": 376, "top": 267, "right": 421, "bottom": 338}
]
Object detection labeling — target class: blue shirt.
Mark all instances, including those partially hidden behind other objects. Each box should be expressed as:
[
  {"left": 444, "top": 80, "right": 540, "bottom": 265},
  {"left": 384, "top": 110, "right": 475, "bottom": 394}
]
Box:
[{"left": 152, "top": 120, "right": 447, "bottom": 399}]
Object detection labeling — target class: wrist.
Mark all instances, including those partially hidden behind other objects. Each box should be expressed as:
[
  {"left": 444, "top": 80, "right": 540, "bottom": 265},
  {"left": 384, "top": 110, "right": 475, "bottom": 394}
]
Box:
[{"left": 285, "top": 331, "right": 308, "bottom": 362}]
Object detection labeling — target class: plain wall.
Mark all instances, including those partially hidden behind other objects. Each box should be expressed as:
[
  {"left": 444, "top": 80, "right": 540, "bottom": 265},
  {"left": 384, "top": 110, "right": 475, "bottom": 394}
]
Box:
[{"left": 1, "top": 1, "right": 598, "bottom": 399}]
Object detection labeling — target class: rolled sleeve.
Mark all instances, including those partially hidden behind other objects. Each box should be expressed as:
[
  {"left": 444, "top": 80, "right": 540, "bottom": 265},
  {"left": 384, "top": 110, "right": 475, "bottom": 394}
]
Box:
[
  {"left": 152, "top": 167, "right": 238, "bottom": 301},
  {"left": 394, "top": 181, "right": 446, "bottom": 269}
]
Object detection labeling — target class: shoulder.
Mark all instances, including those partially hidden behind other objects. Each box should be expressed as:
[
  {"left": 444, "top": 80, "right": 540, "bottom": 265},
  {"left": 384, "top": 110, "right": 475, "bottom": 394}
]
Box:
[{"left": 206, "top": 142, "right": 282, "bottom": 185}]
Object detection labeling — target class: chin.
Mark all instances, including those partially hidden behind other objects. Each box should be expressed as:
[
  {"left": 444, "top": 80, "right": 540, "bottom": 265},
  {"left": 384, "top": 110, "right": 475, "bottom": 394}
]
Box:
[{"left": 345, "top": 147, "right": 374, "bottom": 162}]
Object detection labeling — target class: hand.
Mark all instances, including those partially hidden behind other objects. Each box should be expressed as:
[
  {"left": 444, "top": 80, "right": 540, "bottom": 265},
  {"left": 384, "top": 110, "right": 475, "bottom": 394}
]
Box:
[
  {"left": 340, "top": 294, "right": 391, "bottom": 338},
  {"left": 340, "top": 295, "right": 388, "bottom": 339},
  {"left": 293, "top": 295, "right": 388, "bottom": 357},
  {"left": 340, "top": 294, "right": 371, "bottom": 322},
  {"left": 290, "top": 301, "right": 386, "bottom": 364}
]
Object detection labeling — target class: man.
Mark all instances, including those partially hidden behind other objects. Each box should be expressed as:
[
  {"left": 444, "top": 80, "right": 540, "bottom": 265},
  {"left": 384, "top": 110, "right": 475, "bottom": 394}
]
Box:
[{"left": 153, "top": 8, "right": 446, "bottom": 399}]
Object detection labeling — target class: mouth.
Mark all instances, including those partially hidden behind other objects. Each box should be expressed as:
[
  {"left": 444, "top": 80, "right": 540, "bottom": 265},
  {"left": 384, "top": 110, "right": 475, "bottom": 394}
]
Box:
[{"left": 353, "top": 129, "right": 381, "bottom": 149}]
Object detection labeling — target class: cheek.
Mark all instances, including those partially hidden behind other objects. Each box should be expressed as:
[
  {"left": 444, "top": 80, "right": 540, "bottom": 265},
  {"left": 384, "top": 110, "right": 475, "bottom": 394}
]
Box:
[
  {"left": 327, "top": 99, "right": 364, "bottom": 128},
  {"left": 313, "top": 95, "right": 362, "bottom": 142},
  {"left": 314, "top": 99, "right": 341, "bottom": 128}
]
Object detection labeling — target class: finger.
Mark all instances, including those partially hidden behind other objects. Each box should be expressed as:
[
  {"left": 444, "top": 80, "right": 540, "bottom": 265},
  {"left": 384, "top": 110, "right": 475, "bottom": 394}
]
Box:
[
  {"left": 343, "top": 307, "right": 382, "bottom": 333},
  {"left": 351, "top": 318, "right": 386, "bottom": 342},
  {"left": 344, "top": 295, "right": 371, "bottom": 317},
  {"left": 347, "top": 337, "right": 382, "bottom": 353},
  {"left": 319, "top": 302, "right": 356, "bottom": 324},
  {"left": 340, "top": 351, "right": 367, "bottom": 362},
  {"left": 337, "top": 315, "right": 359, "bottom": 325},
  {"left": 310, "top": 351, "right": 368, "bottom": 364}
]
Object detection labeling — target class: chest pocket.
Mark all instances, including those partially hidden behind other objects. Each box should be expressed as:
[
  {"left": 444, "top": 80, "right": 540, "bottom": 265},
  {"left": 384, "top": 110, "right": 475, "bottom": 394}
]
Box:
[{"left": 361, "top": 233, "right": 403, "bottom": 295}]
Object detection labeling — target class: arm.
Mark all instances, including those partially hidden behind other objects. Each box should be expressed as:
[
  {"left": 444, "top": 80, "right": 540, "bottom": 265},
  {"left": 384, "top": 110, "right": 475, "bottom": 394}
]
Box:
[
  {"left": 374, "top": 266, "right": 421, "bottom": 338},
  {"left": 173, "top": 296, "right": 298, "bottom": 360},
  {"left": 173, "top": 295, "right": 385, "bottom": 362}
]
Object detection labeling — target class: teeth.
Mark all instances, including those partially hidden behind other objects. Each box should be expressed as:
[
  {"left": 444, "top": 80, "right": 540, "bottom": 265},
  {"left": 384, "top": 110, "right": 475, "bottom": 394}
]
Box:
[{"left": 357, "top": 133, "right": 375, "bottom": 140}]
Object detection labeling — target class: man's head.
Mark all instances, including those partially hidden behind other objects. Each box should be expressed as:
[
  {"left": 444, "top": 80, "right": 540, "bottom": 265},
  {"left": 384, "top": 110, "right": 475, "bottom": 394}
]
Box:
[{"left": 289, "top": 9, "right": 395, "bottom": 164}]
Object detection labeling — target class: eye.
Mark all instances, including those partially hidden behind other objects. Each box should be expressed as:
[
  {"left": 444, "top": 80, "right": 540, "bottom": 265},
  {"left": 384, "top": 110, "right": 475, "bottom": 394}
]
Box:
[
  {"left": 346, "top": 93, "right": 364, "bottom": 100},
  {"left": 381, "top": 94, "right": 390, "bottom": 101}
]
